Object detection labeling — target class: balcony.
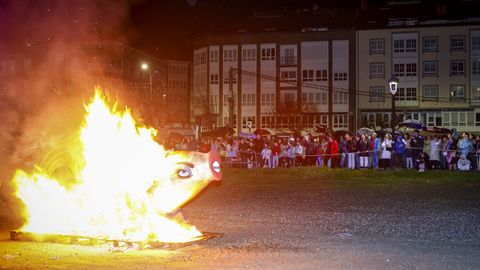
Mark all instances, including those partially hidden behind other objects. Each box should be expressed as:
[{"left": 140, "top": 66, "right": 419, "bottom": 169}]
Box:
[{"left": 279, "top": 56, "right": 297, "bottom": 66}]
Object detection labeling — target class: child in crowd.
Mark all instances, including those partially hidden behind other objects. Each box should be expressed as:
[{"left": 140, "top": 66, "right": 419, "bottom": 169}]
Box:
[{"left": 417, "top": 152, "right": 426, "bottom": 172}]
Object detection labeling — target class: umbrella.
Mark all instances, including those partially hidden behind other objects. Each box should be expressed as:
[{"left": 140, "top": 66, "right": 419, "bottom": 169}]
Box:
[
  {"left": 399, "top": 119, "right": 426, "bottom": 130},
  {"left": 356, "top": 127, "right": 374, "bottom": 135},
  {"left": 238, "top": 132, "right": 256, "bottom": 139},
  {"left": 425, "top": 126, "right": 451, "bottom": 134},
  {"left": 253, "top": 129, "right": 271, "bottom": 136}
]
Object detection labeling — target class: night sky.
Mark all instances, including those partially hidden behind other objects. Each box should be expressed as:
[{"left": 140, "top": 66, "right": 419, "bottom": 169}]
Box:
[
  {"left": 128, "top": 0, "right": 359, "bottom": 60},
  {"left": 1, "top": 0, "right": 477, "bottom": 61}
]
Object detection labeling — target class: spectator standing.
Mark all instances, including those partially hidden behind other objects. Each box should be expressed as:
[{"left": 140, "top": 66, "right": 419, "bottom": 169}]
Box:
[
  {"left": 339, "top": 135, "right": 348, "bottom": 168},
  {"left": 346, "top": 134, "right": 357, "bottom": 169},
  {"left": 379, "top": 134, "right": 393, "bottom": 170},
  {"left": 445, "top": 133, "right": 457, "bottom": 170},
  {"left": 429, "top": 136, "right": 441, "bottom": 169},
  {"left": 358, "top": 134, "right": 369, "bottom": 169},
  {"left": 372, "top": 133, "right": 381, "bottom": 169},
  {"left": 476, "top": 135, "right": 480, "bottom": 171},
  {"left": 417, "top": 152, "right": 426, "bottom": 172},
  {"left": 326, "top": 135, "right": 339, "bottom": 168},
  {"left": 261, "top": 144, "right": 272, "bottom": 168},
  {"left": 394, "top": 135, "right": 406, "bottom": 168},
  {"left": 271, "top": 142, "right": 280, "bottom": 168},
  {"left": 457, "top": 133, "right": 474, "bottom": 170},
  {"left": 411, "top": 130, "right": 424, "bottom": 169},
  {"left": 404, "top": 133, "right": 414, "bottom": 169}
]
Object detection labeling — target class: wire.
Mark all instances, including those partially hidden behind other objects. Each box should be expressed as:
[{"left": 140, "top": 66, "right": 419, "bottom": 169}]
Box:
[{"left": 226, "top": 67, "right": 477, "bottom": 104}]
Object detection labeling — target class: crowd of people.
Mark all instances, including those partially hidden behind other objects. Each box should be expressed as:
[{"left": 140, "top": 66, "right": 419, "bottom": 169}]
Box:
[{"left": 163, "top": 130, "right": 480, "bottom": 172}]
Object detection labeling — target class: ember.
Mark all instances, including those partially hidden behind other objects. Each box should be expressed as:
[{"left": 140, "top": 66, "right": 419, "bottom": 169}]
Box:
[{"left": 12, "top": 88, "right": 221, "bottom": 244}]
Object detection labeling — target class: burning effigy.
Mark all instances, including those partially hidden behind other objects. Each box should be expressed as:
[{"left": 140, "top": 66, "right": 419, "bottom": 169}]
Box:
[{"left": 11, "top": 88, "right": 221, "bottom": 247}]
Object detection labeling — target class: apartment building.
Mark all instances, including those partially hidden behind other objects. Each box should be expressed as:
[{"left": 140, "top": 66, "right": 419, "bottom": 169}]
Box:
[
  {"left": 193, "top": 30, "right": 356, "bottom": 133},
  {"left": 357, "top": 23, "right": 480, "bottom": 132}
]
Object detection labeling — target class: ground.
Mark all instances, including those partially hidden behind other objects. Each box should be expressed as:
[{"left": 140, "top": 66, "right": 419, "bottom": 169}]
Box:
[{"left": 1, "top": 168, "right": 480, "bottom": 269}]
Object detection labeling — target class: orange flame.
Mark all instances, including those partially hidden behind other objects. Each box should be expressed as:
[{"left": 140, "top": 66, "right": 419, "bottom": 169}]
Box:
[{"left": 13, "top": 88, "right": 220, "bottom": 243}]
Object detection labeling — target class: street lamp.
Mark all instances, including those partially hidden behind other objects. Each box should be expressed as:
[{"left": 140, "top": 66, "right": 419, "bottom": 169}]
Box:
[
  {"left": 388, "top": 75, "right": 399, "bottom": 136},
  {"left": 140, "top": 62, "right": 153, "bottom": 99}
]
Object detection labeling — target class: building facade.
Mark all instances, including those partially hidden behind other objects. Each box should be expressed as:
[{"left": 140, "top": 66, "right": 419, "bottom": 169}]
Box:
[
  {"left": 193, "top": 31, "right": 357, "bottom": 133},
  {"left": 357, "top": 23, "right": 480, "bottom": 133}
]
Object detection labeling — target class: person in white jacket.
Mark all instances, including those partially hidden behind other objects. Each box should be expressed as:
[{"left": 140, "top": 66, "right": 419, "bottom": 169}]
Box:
[
  {"left": 380, "top": 134, "right": 393, "bottom": 170},
  {"left": 261, "top": 144, "right": 272, "bottom": 168}
]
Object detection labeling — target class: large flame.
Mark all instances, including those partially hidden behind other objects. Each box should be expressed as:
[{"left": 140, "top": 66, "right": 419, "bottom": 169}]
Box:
[{"left": 13, "top": 89, "right": 219, "bottom": 243}]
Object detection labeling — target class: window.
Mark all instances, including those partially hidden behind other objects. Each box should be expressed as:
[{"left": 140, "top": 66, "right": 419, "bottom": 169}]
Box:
[
  {"left": 210, "top": 50, "right": 219, "bottom": 63},
  {"left": 333, "top": 91, "right": 348, "bottom": 105},
  {"left": 395, "top": 87, "right": 417, "bottom": 101},
  {"left": 423, "top": 85, "right": 438, "bottom": 101},
  {"left": 406, "top": 63, "right": 417, "bottom": 77},
  {"left": 423, "top": 61, "right": 438, "bottom": 77},
  {"left": 406, "top": 39, "right": 417, "bottom": 52},
  {"left": 302, "top": 69, "right": 314, "bottom": 81},
  {"left": 450, "top": 60, "right": 465, "bottom": 76},
  {"left": 370, "top": 86, "right": 385, "bottom": 102},
  {"left": 281, "top": 48, "right": 296, "bottom": 65},
  {"left": 472, "top": 86, "right": 480, "bottom": 101},
  {"left": 370, "top": 62, "right": 384, "bottom": 78},
  {"left": 223, "top": 49, "right": 237, "bottom": 62},
  {"left": 210, "top": 74, "right": 219, "bottom": 84},
  {"left": 193, "top": 51, "right": 207, "bottom": 65},
  {"left": 321, "top": 115, "right": 328, "bottom": 125},
  {"left": 370, "top": 39, "right": 384, "bottom": 54},
  {"left": 450, "top": 36, "right": 465, "bottom": 51},
  {"left": 423, "top": 36, "right": 438, "bottom": 52},
  {"left": 472, "top": 36, "right": 480, "bottom": 51},
  {"left": 316, "top": 69, "right": 328, "bottom": 81},
  {"left": 476, "top": 112, "right": 480, "bottom": 126},
  {"left": 261, "top": 93, "right": 275, "bottom": 106},
  {"left": 242, "top": 48, "right": 256, "bottom": 61},
  {"left": 472, "top": 59, "right": 480, "bottom": 75},
  {"left": 333, "top": 72, "right": 348, "bottom": 81},
  {"left": 261, "top": 48, "right": 275, "bottom": 61},
  {"left": 450, "top": 85, "right": 465, "bottom": 101},
  {"left": 302, "top": 92, "right": 315, "bottom": 105},
  {"left": 242, "top": 93, "right": 256, "bottom": 106},
  {"left": 281, "top": 70, "right": 297, "bottom": 83},
  {"left": 393, "top": 39, "right": 405, "bottom": 53},
  {"left": 242, "top": 116, "right": 256, "bottom": 129},
  {"left": 333, "top": 114, "right": 348, "bottom": 129},
  {"left": 393, "top": 63, "right": 405, "bottom": 77}
]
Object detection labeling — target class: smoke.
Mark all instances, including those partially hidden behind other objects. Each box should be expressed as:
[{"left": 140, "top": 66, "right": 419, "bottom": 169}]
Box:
[{"left": 0, "top": 0, "right": 136, "bottom": 230}]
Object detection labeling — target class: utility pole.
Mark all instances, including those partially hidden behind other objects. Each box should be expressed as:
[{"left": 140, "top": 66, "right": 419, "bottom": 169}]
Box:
[{"left": 228, "top": 67, "right": 235, "bottom": 127}]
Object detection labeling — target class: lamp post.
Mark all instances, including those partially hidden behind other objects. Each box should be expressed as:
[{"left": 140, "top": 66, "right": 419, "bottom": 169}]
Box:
[
  {"left": 141, "top": 62, "right": 153, "bottom": 100},
  {"left": 388, "top": 75, "right": 399, "bottom": 137}
]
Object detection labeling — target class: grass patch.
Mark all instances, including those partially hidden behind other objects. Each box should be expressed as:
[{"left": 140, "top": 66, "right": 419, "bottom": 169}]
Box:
[{"left": 222, "top": 167, "right": 480, "bottom": 189}]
